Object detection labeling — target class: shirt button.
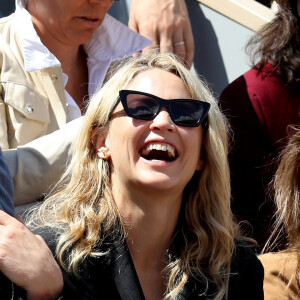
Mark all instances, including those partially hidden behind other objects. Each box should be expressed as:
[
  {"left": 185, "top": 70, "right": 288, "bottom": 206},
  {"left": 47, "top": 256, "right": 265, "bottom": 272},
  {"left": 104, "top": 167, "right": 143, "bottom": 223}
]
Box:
[
  {"left": 26, "top": 105, "right": 34, "bottom": 113},
  {"left": 51, "top": 74, "right": 58, "bottom": 83}
]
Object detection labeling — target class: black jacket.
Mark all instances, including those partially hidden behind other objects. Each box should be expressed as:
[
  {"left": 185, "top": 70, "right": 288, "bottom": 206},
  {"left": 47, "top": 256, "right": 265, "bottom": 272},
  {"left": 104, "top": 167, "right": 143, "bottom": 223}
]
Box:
[{"left": 46, "top": 236, "right": 264, "bottom": 300}]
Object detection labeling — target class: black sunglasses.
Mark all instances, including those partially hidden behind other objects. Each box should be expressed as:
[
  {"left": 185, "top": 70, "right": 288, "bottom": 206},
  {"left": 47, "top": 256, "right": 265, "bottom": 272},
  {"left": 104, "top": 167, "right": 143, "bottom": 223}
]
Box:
[{"left": 118, "top": 90, "right": 211, "bottom": 128}]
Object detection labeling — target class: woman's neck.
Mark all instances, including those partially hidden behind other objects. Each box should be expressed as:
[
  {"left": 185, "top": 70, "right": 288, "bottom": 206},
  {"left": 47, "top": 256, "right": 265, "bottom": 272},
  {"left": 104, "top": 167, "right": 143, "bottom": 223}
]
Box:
[
  {"left": 112, "top": 185, "right": 182, "bottom": 292},
  {"left": 124, "top": 202, "right": 180, "bottom": 260},
  {"left": 116, "top": 187, "right": 181, "bottom": 246},
  {"left": 113, "top": 185, "right": 183, "bottom": 299}
]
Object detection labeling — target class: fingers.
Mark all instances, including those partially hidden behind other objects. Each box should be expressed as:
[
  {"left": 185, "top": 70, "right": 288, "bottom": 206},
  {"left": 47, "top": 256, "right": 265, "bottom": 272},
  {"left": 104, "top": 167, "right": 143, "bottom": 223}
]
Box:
[
  {"left": 169, "top": 18, "right": 194, "bottom": 68},
  {"left": 139, "top": 17, "right": 194, "bottom": 69},
  {"left": 159, "top": 31, "right": 194, "bottom": 69},
  {"left": 142, "top": 32, "right": 160, "bottom": 53},
  {"left": 0, "top": 209, "right": 18, "bottom": 225},
  {"left": 172, "top": 37, "right": 186, "bottom": 65},
  {"left": 128, "top": 11, "right": 138, "bottom": 32},
  {"left": 128, "top": 0, "right": 194, "bottom": 67},
  {"left": 159, "top": 32, "right": 174, "bottom": 54},
  {"left": 182, "top": 21, "right": 195, "bottom": 68}
]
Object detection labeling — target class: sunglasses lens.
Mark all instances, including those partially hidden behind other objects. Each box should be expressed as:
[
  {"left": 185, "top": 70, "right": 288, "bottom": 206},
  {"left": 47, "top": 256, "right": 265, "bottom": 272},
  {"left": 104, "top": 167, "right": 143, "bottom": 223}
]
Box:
[
  {"left": 170, "top": 101, "right": 204, "bottom": 126},
  {"left": 125, "top": 94, "right": 158, "bottom": 120},
  {"left": 120, "top": 91, "right": 210, "bottom": 127}
]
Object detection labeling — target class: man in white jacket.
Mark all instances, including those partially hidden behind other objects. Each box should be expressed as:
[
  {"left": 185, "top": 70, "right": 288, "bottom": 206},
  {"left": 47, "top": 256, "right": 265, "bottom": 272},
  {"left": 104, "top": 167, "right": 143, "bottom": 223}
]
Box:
[{"left": 1, "top": 0, "right": 149, "bottom": 209}]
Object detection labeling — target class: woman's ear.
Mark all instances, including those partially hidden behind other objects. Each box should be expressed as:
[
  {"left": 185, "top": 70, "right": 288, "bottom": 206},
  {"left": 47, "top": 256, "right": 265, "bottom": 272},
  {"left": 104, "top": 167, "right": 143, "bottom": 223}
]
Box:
[
  {"left": 91, "top": 128, "right": 111, "bottom": 160},
  {"left": 196, "top": 159, "right": 204, "bottom": 171}
]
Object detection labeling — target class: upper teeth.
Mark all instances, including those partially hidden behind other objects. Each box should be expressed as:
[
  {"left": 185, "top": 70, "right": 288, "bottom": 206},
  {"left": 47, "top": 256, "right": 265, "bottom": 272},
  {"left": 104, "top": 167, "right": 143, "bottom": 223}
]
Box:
[{"left": 142, "top": 143, "right": 175, "bottom": 158}]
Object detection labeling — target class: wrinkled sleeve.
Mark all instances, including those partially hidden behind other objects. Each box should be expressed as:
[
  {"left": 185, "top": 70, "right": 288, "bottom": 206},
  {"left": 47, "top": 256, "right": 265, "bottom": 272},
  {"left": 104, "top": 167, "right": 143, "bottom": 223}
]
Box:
[
  {"left": 0, "top": 54, "right": 9, "bottom": 150},
  {"left": 3, "top": 117, "right": 83, "bottom": 206}
]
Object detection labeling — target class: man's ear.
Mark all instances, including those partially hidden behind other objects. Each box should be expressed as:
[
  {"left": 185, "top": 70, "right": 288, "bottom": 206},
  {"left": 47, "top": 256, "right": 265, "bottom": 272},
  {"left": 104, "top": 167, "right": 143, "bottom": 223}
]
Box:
[{"left": 91, "top": 128, "right": 111, "bottom": 159}]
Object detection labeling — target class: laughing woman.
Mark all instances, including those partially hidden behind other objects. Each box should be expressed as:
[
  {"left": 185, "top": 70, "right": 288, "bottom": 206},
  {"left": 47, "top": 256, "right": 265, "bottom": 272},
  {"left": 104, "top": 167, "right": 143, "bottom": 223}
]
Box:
[{"left": 29, "top": 52, "right": 263, "bottom": 300}]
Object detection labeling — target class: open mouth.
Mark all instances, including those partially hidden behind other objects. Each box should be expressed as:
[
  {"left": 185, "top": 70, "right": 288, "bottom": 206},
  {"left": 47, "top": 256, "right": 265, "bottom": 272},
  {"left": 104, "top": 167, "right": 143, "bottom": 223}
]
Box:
[
  {"left": 79, "top": 16, "right": 99, "bottom": 22},
  {"left": 139, "top": 143, "right": 177, "bottom": 162}
]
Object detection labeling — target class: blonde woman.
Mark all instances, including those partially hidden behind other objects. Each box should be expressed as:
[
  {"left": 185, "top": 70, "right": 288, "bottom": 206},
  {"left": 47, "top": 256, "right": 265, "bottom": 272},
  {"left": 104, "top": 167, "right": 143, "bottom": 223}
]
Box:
[
  {"left": 259, "top": 128, "right": 300, "bottom": 300},
  {"left": 24, "top": 52, "right": 263, "bottom": 300}
]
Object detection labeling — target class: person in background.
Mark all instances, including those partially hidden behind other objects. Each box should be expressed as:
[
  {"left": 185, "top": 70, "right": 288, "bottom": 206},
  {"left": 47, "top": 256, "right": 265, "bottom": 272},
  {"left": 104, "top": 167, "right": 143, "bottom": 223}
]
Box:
[
  {"left": 128, "top": 0, "right": 194, "bottom": 68},
  {"left": 259, "top": 127, "right": 300, "bottom": 300},
  {"left": 24, "top": 52, "right": 263, "bottom": 299},
  {"left": 219, "top": 0, "right": 300, "bottom": 249},
  {"left": 1, "top": 0, "right": 149, "bottom": 208}
]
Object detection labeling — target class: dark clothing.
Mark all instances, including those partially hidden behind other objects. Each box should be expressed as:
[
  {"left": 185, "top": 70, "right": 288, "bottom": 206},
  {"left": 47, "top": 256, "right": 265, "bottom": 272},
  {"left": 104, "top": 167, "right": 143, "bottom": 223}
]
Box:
[
  {"left": 0, "top": 148, "right": 15, "bottom": 217},
  {"left": 44, "top": 232, "right": 264, "bottom": 300},
  {"left": 0, "top": 273, "right": 26, "bottom": 300},
  {"left": 0, "top": 149, "right": 21, "bottom": 299},
  {"left": 256, "top": 0, "right": 271, "bottom": 7},
  {"left": 219, "top": 64, "right": 300, "bottom": 248}
]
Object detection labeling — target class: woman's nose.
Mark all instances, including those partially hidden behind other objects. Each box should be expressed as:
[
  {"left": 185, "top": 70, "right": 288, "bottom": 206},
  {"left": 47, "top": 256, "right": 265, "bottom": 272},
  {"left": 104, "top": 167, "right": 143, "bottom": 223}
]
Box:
[{"left": 149, "top": 108, "right": 175, "bottom": 132}]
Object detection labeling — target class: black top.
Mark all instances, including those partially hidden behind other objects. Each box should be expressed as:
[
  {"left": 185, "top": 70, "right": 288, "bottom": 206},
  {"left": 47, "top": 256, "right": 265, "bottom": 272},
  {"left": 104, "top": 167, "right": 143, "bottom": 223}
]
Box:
[
  {"left": 0, "top": 229, "right": 264, "bottom": 300},
  {"left": 44, "top": 232, "right": 264, "bottom": 300}
]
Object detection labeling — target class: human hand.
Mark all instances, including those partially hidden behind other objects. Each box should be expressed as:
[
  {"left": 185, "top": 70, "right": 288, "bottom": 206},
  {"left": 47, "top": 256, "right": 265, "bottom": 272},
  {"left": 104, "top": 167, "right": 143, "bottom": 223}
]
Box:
[
  {"left": 129, "top": 0, "right": 194, "bottom": 68},
  {"left": 0, "top": 210, "right": 63, "bottom": 300}
]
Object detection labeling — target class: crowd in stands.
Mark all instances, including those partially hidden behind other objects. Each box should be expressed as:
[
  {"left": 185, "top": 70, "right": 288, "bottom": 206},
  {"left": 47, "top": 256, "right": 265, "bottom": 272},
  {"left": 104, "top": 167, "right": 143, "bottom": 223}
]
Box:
[{"left": 0, "top": 0, "right": 299, "bottom": 299}]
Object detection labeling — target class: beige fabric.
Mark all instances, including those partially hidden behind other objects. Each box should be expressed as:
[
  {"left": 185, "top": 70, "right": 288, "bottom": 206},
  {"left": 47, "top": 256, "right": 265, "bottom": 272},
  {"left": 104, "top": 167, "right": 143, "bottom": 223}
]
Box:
[
  {"left": 0, "top": 14, "right": 67, "bottom": 150},
  {"left": 259, "top": 251, "right": 300, "bottom": 300},
  {"left": 4, "top": 117, "right": 82, "bottom": 206},
  {"left": 0, "top": 9, "right": 149, "bottom": 209}
]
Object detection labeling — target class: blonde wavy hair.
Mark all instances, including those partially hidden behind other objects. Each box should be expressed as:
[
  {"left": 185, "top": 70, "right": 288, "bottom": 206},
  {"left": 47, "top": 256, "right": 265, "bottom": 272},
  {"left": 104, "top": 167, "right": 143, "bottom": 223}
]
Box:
[{"left": 28, "top": 52, "right": 237, "bottom": 300}]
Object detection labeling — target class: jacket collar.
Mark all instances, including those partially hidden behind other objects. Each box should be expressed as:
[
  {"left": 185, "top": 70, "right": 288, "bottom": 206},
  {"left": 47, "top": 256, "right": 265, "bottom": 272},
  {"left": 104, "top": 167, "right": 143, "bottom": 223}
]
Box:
[
  {"left": 109, "top": 241, "right": 146, "bottom": 300},
  {"left": 83, "top": 237, "right": 209, "bottom": 300}
]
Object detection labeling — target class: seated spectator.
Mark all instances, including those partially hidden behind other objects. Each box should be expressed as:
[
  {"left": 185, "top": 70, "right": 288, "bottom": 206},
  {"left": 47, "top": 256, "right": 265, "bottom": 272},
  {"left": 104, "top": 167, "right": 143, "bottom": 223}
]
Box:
[
  {"left": 22, "top": 52, "right": 263, "bottom": 299},
  {"left": 1, "top": 0, "right": 149, "bottom": 207},
  {"left": 259, "top": 127, "right": 300, "bottom": 300},
  {"left": 0, "top": 148, "right": 14, "bottom": 217},
  {"left": 219, "top": 0, "right": 300, "bottom": 249}
]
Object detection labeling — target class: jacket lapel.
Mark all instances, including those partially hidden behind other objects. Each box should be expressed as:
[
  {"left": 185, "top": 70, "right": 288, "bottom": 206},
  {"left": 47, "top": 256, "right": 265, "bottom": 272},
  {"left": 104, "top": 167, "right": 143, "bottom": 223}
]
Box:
[{"left": 109, "top": 241, "right": 146, "bottom": 300}]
